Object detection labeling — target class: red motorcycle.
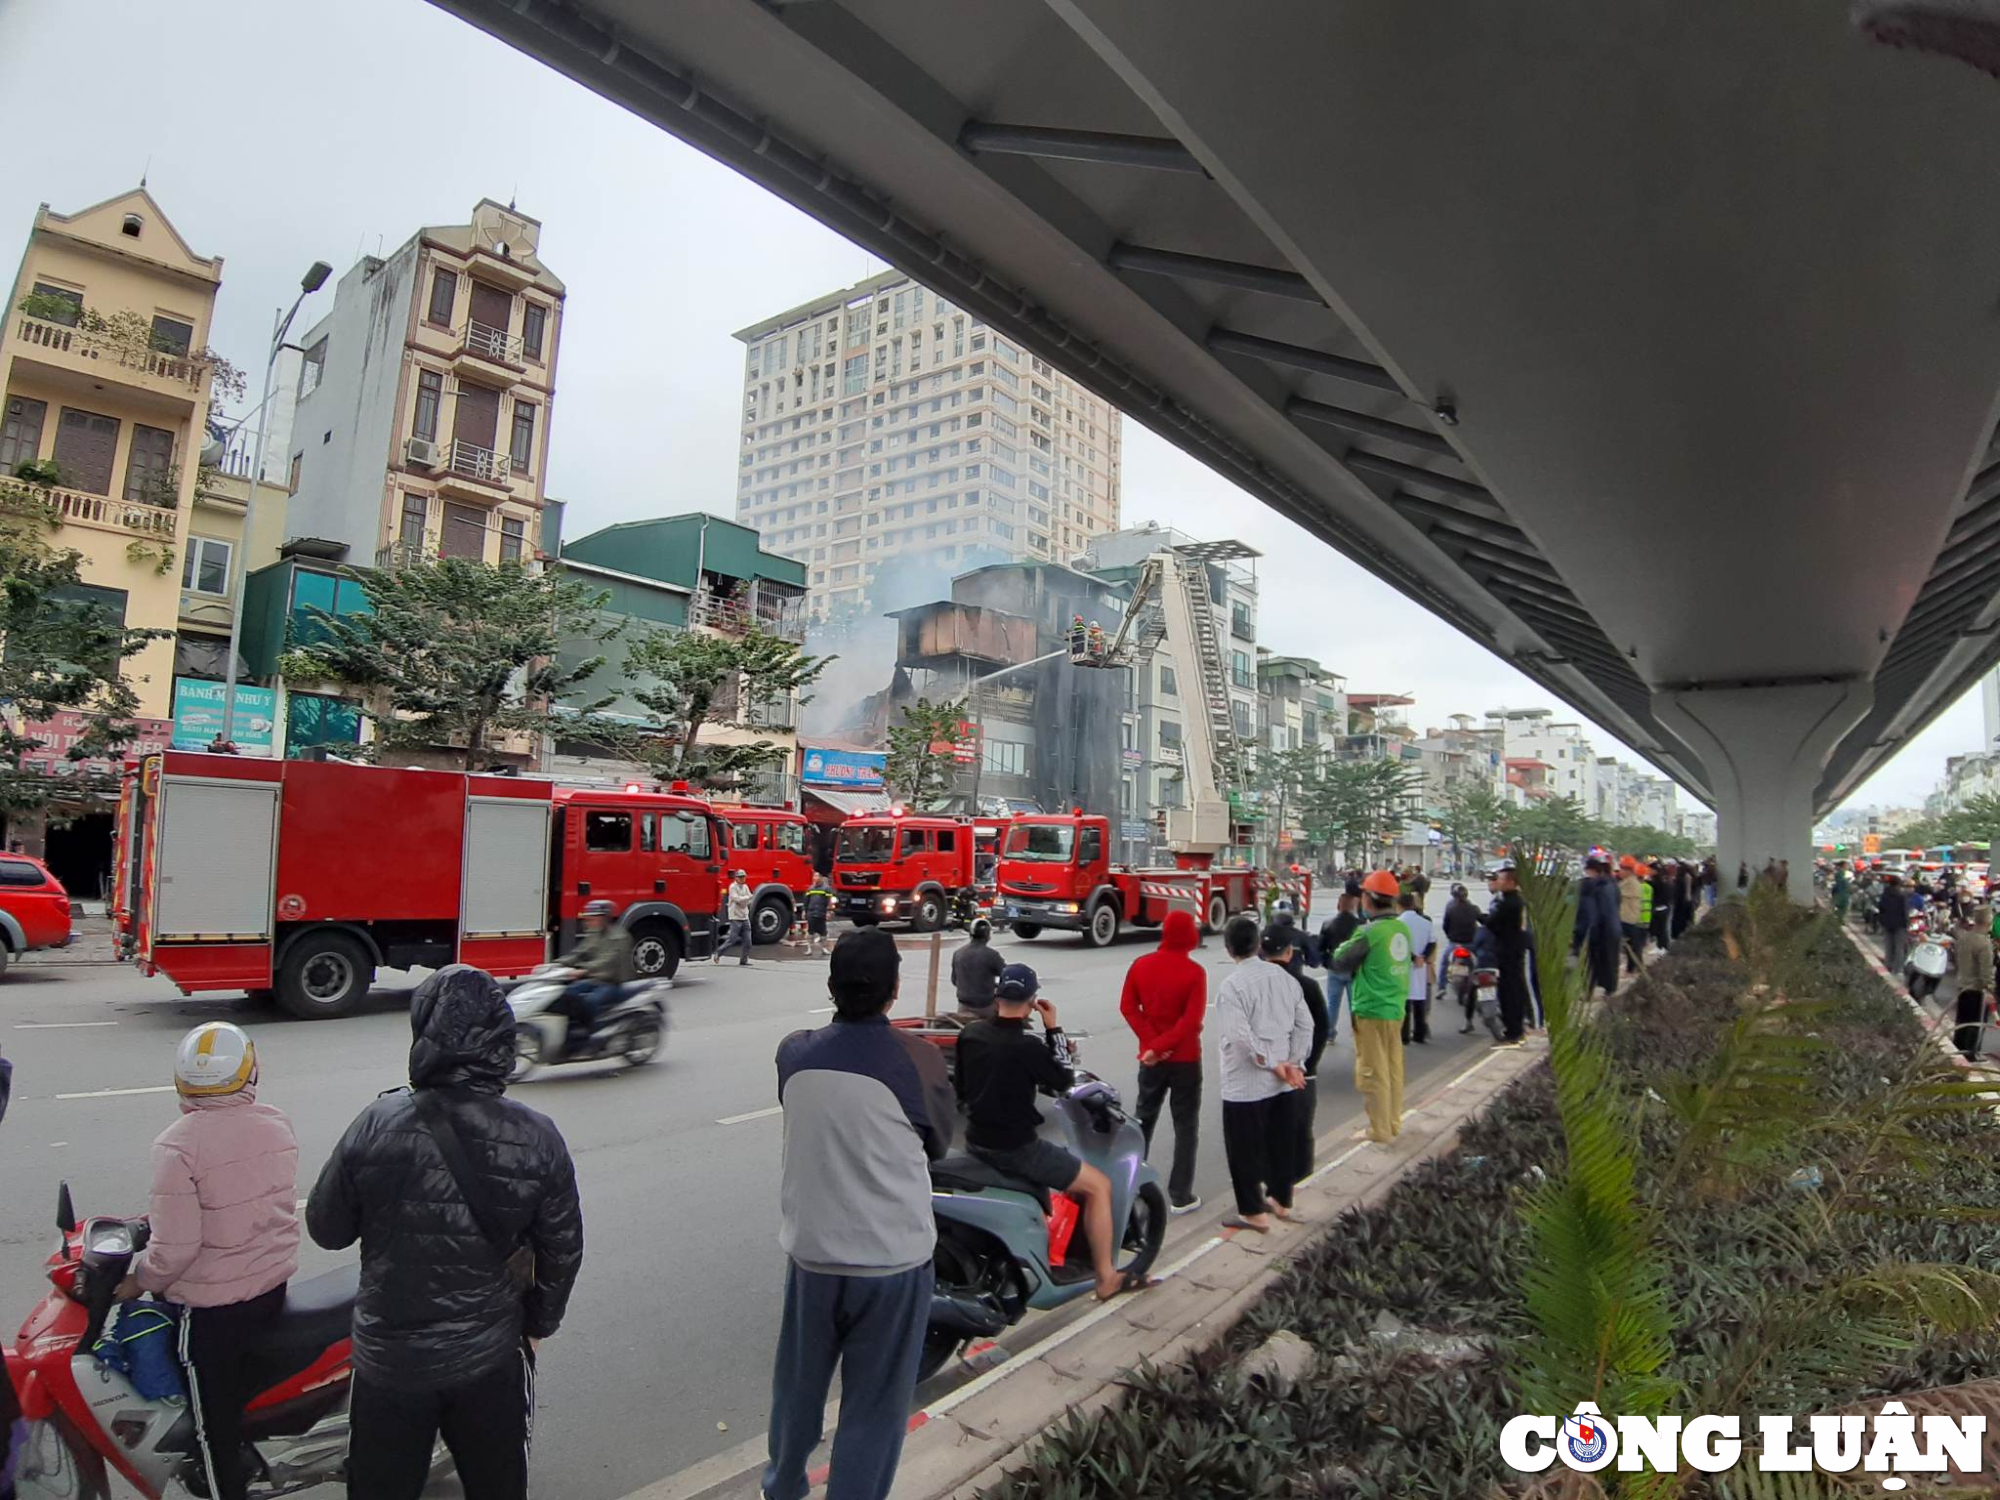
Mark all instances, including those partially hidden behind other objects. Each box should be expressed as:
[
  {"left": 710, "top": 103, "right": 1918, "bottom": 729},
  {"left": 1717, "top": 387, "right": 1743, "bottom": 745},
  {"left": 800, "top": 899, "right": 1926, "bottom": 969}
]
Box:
[{"left": 7, "top": 1183, "right": 367, "bottom": 1498}]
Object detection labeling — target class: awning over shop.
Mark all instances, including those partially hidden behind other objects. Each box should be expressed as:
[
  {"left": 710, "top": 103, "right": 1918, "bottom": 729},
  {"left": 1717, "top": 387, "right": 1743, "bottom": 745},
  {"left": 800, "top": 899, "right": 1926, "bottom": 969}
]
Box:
[{"left": 803, "top": 785, "right": 892, "bottom": 822}]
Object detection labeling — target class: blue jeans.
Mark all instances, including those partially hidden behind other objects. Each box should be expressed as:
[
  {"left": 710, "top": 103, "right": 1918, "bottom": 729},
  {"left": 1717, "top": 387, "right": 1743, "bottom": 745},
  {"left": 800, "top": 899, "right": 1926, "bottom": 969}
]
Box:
[
  {"left": 1324, "top": 973, "right": 1350, "bottom": 1040},
  {"left": 764, "top": 1260, "right": 933, "bottom": 1500}
]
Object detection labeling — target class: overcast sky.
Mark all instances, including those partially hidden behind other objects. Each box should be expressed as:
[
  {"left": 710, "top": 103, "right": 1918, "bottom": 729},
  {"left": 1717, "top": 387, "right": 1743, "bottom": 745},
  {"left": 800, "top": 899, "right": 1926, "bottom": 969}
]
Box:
[{"left": 3, "top": 0, "right": 1982, "bottom": 813}]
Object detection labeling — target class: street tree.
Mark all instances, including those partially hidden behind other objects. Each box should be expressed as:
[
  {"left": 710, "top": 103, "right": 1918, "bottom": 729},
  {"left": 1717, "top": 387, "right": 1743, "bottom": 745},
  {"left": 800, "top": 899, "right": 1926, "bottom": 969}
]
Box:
[
  {"left": 1502, "top": 794, "right": 1598, "bottom": 853},
  {"left": 1438, "top": 778, "right": 1511, "bottom": 871},
  {"left": 1249, "top": 745, "right": 1325, "bottom": 863},
  {"left": 619, "top": 624, "right": 831, "bottom": 792},
  {"left": 886, "top": 697, "right": 968, "bottom": 809},
  {"left": 1302, "top": 756, "right": 1423, "bottom": 864},
  {"left": 282, "top": 557, "right": 624, "bottom": 770},
  {"left": 0, "top": 513, "right": 164, "bottom": 812}
]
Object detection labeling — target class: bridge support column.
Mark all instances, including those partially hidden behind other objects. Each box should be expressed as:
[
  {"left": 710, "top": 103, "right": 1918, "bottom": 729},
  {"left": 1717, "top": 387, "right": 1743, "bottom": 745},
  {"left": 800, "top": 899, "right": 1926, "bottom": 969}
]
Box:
[{"left": 1653, "top": 681, "right": 1873, "bottom": 905}]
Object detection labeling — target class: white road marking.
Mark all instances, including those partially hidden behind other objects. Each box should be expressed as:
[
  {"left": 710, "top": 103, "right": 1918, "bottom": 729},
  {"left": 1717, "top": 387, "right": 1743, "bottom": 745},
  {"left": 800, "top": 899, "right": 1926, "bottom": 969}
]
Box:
[
  {"left": 15, "top": 1021, "right": 119, "bottom": 1030},
  {"left": 56, "top": 1084, "right": 176, "bottom": 1100},
  {"left": 49, "top": 1142, "right": 67, "bottom": 1148},
  {"left": 715, "top": 1105, "right": 783, "bottom": 1126}
]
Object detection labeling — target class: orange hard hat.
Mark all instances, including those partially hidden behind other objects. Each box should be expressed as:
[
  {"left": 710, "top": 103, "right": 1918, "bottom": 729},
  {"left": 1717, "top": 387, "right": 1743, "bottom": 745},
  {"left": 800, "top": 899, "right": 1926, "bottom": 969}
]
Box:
[{"left": 1361, "top": 869, "right": 1402, "bottom": 899}]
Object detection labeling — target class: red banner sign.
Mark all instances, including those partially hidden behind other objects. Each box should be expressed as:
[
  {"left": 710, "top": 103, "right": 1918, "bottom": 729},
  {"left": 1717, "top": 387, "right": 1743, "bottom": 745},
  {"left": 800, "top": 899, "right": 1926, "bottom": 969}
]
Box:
[{"left": 15, "top": 711, "right": 173, "bottom": 779}]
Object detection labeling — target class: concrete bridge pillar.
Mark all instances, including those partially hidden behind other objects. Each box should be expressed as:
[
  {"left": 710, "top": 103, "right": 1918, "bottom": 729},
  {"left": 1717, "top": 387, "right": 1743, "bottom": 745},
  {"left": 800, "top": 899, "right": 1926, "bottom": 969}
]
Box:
[{"left": 1653, "top": 681, "right": 1873, "bottom": 905}]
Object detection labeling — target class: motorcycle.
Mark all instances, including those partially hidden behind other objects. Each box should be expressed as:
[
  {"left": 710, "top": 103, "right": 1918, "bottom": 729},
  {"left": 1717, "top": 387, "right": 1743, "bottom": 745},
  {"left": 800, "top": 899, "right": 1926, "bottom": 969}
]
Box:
[
  {"left": 1441, "top": 944, "right": 1504, "bottom": 1039},
  {"left": 507, "top": 967, "right": 668, "bottom": 1079},
  {"left": 919, "top": 1054, "right": 1167, "bottom": 1383},
  {"left": 1906, "top": 919, "right": 1954, "bottom": 1001},
  {"left": 7, "top": 1184, "right": 375, "bottom": 1499}
]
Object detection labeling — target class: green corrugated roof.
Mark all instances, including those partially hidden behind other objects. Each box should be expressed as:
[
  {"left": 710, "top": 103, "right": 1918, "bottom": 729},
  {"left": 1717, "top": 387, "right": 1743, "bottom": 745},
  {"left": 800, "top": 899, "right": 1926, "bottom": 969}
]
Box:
[{"left": 560, "top": 513, "right": 805, "bottom": 590}]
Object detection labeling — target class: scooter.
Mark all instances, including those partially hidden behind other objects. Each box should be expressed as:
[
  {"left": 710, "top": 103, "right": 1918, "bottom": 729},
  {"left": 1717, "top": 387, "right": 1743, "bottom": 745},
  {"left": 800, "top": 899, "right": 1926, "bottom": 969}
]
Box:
[
  {"left": 508, "top": 967, "right": 668, "bottom": 1079},
  {"left": 920, "top": 1052, "right": 1167, "bottom": 1383},
  {"left": 1906, "top": 920, "right": 1954, "bottom": 1001},
  {"left": 7, "top": 1184, "right": 374, "bottom": 1499},
  {"left": 1442, "top": 944, "right": 1504, "bottom": 1038}
]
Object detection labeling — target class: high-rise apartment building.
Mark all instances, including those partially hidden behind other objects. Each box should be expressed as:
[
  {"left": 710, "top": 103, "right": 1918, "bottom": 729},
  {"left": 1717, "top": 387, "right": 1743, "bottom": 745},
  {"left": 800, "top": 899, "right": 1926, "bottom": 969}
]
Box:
[
  {"left": 734, "top": 270, "right": 1121, "bottom": 620},
  {"left": 286, "top": 200, "right": 562, "bottom": 572}
]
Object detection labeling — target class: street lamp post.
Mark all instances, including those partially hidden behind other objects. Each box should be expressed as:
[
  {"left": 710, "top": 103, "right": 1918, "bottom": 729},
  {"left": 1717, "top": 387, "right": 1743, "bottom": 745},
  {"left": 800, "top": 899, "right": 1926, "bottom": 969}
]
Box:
[{"left": 219, "top": 260, "right": 332, "bottom": 749}]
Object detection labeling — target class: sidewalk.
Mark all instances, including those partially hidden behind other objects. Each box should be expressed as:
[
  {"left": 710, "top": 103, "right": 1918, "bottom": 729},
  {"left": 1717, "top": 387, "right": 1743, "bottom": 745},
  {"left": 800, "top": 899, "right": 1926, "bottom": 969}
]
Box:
[
  {"left": 17, "top": 913, "right": 119, "bottom": 967},
  {"left": 626, "top": 1036, "right": 1547, "bottom": 1500}
]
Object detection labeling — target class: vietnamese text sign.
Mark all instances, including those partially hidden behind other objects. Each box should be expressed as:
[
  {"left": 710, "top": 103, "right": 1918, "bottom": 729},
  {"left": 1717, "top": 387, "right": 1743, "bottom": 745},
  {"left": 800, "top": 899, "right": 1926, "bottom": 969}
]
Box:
[
  {"left": 16, "top": 711, "right": 173, "bottom": 779},
  {"left": 171, "top": 678, "right": 277, "bottom": 756},
  {"left": 800, "top": 746, "right": 887, "bottom": 788}
]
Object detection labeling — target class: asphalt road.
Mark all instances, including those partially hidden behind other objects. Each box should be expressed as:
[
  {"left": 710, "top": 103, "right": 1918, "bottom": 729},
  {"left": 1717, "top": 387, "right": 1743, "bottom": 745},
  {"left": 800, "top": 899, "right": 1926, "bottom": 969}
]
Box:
[{"left": 0, "top": 893, "right": 1499, "bottom": 1499}]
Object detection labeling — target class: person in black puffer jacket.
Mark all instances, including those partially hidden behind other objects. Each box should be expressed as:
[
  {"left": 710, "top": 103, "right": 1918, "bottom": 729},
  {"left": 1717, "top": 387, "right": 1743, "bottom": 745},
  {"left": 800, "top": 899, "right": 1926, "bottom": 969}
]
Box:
[{"left": 307, "top": 965, "right": 582, "bottom": 1500}]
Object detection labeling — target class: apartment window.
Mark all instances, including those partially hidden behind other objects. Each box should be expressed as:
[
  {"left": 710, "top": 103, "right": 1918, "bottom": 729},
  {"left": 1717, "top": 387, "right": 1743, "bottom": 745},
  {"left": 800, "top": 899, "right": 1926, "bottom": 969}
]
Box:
[
  {"left": 510, "top": 400, "right": 537, "bottom": 470},
  {"left": 28, "top": 282, "right": 83, "bottom": 326},
  {"left": 522, "top": 302, "right": 547, "bottom": 361},
  {"left": 399, "top": 493, "right": 428, "bottom": 552},
  {"left": 150, "top": 315, "right": 194, "bottom": 357},
  {"left": 1159, "top": 719, "right": 1182, "bottom": 749},
  {"left": 982, "top": 739, "right": 1028, "bottom": 777},
  {"left": 499, "top": 516, "right": 526, "bottom": 564},
  {"left": 298, "top": 337, "right": 327, "bottom": 398},
  {"left": 289, "top": 452, "right": 303, "bottom": 493},
  {"left": 405, "top": 369, "right": 443, "bottom": 444},
  {"left": 1160, "top": 665, "right": 1177, "bottom": 698},
  {"left": 427, "top": 267, "right": 457, "bottom": 325},
  {"left": 181, "top": 536, "right": 233, "bottom": 595}
]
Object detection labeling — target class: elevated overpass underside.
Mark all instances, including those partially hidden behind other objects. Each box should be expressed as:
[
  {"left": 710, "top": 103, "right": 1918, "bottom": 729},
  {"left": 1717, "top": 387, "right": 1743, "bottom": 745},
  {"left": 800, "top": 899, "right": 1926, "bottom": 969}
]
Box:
[{"left": 431, "top": 0, "right": 2000, "bottom": 882}]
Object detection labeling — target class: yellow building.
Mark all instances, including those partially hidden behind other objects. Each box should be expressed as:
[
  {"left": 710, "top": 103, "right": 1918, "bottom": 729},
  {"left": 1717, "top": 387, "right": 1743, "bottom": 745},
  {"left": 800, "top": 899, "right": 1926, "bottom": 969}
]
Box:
[{"left": 0, "top": 188, "right": 225, "bottom": 722}]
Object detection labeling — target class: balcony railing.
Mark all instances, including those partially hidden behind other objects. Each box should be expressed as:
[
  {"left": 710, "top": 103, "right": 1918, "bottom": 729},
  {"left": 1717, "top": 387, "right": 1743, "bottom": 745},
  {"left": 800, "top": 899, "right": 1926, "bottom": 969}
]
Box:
[
  {"left": 447, "top": 440, "right": 511, "bottom": 485},
  {"left": 15, "top": 313, "right": 206, "bottom": 389},
  {"left": 455, "top": 319, "right": 523, "bottom": 364},
  {"left": 688, "top": 583, "right": 806, "bottom": 641},
  {"left": 376, "top": 542, "right": 430, "bottom": 570},
  {"left": 2, "top": 483, "right": 179, "bottom": 539}
]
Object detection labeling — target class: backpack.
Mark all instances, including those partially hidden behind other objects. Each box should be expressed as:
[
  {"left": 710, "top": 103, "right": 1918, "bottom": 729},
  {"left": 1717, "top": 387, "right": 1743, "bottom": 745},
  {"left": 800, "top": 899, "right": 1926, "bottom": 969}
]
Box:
[{"left": 93, "top": 1302, "right": 186, "bottom": 1401}]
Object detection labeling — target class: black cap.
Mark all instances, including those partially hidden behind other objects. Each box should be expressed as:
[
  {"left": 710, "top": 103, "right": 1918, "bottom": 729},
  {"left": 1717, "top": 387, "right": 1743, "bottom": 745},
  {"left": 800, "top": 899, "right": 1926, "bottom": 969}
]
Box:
[
  {"left": 1260, "top": 924, "right": 1295, "bottom": 958},
  {"left": 996, "top": 963, "right": 1039, "bottom": 1002}
]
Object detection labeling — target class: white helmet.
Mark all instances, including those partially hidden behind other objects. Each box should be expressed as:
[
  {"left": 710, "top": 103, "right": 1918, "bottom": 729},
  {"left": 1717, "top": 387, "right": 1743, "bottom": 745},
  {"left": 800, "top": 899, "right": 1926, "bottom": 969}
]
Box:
[{"left": 174, "top": 1022, "right": 257, "bottom": 1098}]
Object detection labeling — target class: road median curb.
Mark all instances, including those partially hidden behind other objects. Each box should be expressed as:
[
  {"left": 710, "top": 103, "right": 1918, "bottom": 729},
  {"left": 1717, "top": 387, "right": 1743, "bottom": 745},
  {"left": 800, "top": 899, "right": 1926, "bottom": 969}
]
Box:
[{"left": 623, "top": 1038, "right": 1547, "bottom": 1500}]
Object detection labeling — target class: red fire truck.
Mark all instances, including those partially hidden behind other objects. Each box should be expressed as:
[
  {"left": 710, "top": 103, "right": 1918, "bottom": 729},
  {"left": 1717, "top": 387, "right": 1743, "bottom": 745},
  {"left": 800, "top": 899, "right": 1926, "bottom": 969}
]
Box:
[
  {"left": 833, "top": 810, "right": 983, "bottom": 930},
  {"left": 114, "top": 752, "right": 729, "bottom": 1018},
  {"left": 711, "top": 804, "right": 816, "bottom": 944},
  {"left": 995, "top": 811, "right": 1289, "bottom": 947}
]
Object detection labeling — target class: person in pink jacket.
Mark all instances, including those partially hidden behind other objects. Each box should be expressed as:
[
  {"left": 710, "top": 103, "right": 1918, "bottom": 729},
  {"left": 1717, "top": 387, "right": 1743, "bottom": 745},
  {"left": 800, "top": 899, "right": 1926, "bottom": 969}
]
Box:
[{"left": 118, "top": 1022, "right": 299, "bottom": 1500}]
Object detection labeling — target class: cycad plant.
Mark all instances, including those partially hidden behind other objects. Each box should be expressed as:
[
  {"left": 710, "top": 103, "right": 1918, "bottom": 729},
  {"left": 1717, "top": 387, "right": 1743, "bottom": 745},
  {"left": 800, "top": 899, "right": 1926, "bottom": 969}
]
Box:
[
  {"left": 1511, "top": 848, "right": 1679, "bottom": 1425},
  {"left": 1514, "top": 863, "right": 2000, "bottom": 1497}
]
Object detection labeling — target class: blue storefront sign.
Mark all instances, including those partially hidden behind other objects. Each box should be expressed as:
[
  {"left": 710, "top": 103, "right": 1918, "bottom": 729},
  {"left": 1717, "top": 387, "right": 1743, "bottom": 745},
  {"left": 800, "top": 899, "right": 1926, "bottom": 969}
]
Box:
[
  {"left": 172, "top": 678, "right": 278, "bottom": 756},
  {"left": 801, "top": 746, "right": 887, "bottom": 788}
]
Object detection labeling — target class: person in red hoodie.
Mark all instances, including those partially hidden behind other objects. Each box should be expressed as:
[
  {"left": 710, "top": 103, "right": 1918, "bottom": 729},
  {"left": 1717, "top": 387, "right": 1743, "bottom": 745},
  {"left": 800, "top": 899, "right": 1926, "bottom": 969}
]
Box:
[{"left": 1119, "top": 908, "right": 1208, "bottom": 1215}]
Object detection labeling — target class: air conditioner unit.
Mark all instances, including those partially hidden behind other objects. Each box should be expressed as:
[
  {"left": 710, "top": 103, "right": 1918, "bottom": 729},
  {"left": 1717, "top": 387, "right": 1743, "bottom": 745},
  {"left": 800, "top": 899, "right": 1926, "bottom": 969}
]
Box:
[{"left": 404, "top": 437, "right": 439, "bottom": 468}]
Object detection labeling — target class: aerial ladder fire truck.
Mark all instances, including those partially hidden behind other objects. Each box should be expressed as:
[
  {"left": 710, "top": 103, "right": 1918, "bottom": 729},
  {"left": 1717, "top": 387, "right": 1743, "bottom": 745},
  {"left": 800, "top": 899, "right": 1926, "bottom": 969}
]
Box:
[{"left": 996, "top": 543, "right": 1302, "bottom": 944}]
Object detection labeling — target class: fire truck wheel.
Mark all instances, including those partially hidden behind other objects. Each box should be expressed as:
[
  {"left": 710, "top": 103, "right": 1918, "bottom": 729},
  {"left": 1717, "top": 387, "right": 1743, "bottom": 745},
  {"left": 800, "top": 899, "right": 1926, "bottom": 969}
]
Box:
[
  {"left": 277, "top": 931, "right": 373, "bottom": 1020},
  {"left": 1084, "top": 902, "right": 1120, "bottom": 948},
  {"left": 630, "top": 921, "right": 683, "bottom": 979},
  {"left": 1011, "top": 921, "right": 1042, "bottom": 939},
  {"left": 913, "top": 892, "right": 945, "bottom": 932},
  {"left": 1206, "top": 893, "right": 1228, "bottom": 932},
  {"left": 752, "top": 896, "right": 791, "bottom": 945}
]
